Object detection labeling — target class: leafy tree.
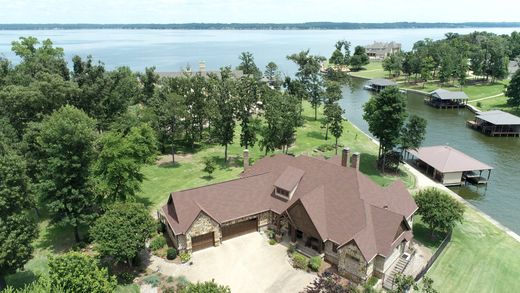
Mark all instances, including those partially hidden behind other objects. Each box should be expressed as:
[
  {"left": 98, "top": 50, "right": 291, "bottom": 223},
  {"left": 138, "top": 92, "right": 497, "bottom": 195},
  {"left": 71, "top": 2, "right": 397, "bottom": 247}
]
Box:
[
  {"left": 400, "top": 115, "right": 427, "bottom": 157},
  {"left": 415, "top": 188, "right": 465, "bottom": 237},
  {"left": 350, "top": 46, "right": 369, "bottom": 70},
  {"left": 322, "top": 81, "right": 343, "bottom": 140},
  {"left": 329, "top": 40, "right": 351, "bottom": 66},
  {"left": 307, "top": 74, "right": 325, "bottom": 121},
  {"left": 237, "top": 51, "right": 261, "bottom": 78},
  {"left": 210, "top": 68, "right": 236, "bottom": 161},
  {"left": 0, "top": 145, "right": 38, "bottom": 290},
  {"left": 181, "top": 280, "right": 230, "bottom": 293},
  {"left": 34, "top": 105, "right": 99, "bottom": 242},
  {"left": 328, "top": 104, "right": 345, "bottom": 155},
  {"left": 391, "top": 273, "right": 417, "bottom": 293},
  {"left": 94, "top": 124, "right": 157, "bottom": 202},
  {"left": 139, "top": 66, "right": 160, "bottom": 104},
  {"left": 382, "top": 53, "right": 403, "bottom": 77},
  {"left": 90, "top": 202, "right": 155, "bottom": 266},
  {"left": 303, "top": 273, "right": 357, "bottom": 293},
  {"left": 363, "top": 87, "right": 407, "bottom": 172},
  {"left": 202, "top": 157, "right": 216, "bottom": 178},
  {"left": 3, "top": 276, "right": 60, "bottom": 293},
  {"left": 506, "top": 70, "right": 520, "bottom": 109},
  {"left": 264, "top": 61, "right": 282, "bottom": 89},
  {"left": 48, "top": 252, "right": 117, "bottom": 293},
  {"left": 237, "top": 76, "right": 261, "bottom": 149}
]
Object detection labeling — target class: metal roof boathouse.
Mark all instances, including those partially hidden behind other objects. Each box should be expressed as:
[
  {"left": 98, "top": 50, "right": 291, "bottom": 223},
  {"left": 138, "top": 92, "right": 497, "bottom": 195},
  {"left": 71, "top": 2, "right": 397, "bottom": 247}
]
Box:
[
  {"left": 406, "top": 145, "right": 493, "bottom": 186},
  {"left": 364, "top": 79, "right": 398, "bottom": 92},
  {"left": 466, "top": 110, "right": 520, "bottom": 137},
  {"left": 425, "top": 89, "right": 469, "bottom": 109}
]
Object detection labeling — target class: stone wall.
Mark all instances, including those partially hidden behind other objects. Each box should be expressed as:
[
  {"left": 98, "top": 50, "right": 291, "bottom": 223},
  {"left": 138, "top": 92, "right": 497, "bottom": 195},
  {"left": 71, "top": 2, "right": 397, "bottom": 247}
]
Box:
[
  {"left": 324, "top": 241, "right": 339, "bottom": 264},
  {"left": 186, "top": 212, "right": 221, "bottom": 252},
  {"left": 337, "top": 242, "right": 368, "bottom": 283}
]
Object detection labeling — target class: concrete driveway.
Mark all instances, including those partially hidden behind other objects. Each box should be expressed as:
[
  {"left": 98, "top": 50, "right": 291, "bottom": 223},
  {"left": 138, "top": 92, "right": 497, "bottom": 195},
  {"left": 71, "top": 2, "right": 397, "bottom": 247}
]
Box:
[{"left": 149, "top": 232, "right": 316, "bottom": 293}]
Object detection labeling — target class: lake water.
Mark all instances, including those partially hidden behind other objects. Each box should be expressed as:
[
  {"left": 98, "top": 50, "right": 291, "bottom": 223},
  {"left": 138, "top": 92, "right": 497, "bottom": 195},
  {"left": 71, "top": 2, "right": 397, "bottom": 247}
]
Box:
[{"left": 1, "top": 28, "right": 520, "bottom": 233}]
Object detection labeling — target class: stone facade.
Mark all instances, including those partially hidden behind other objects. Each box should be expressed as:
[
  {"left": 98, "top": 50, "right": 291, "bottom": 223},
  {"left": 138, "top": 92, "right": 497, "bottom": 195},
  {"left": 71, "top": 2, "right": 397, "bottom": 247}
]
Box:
[
  {"left": 337, "top": 242, "right": 368, "bottom": 283},
  {"left": 185, "top": 212, "right": 221, "bottom": 252},
  {"left": 324, "top": 241, "right": 339, "bottom": 264}
]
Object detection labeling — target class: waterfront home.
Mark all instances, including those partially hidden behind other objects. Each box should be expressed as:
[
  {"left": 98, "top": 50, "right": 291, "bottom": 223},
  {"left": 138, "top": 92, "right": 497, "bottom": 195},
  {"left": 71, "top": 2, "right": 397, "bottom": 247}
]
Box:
[
  {"left": 406, "top": 145, "right": 493, "bottom": 186},
  {"left": 425, "top": 89, "right": 469, "bottom": 109},
  {"left": 158, "top": 61, "right": 244, "bottom": 79},
  {"left": 159, "top": 149, "right": 417, "bottom": 283},
  {"left": 364, "top": 42, "right": 401, "bottom": 59},
  {"left": 364, "top": 79, "right": 398, "bottom": 92},
  {"left": 466, "top": 110, "right": 520, "bottom": 137}
]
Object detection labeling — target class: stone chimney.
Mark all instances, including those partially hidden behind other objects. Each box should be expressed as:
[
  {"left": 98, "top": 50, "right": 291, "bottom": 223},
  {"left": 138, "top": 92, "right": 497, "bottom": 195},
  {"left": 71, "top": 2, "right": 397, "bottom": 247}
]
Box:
[
  {"left": 199, "top": 61, "right": 206, "bottom": 73},
  {"left": 351, "top": 152, "right": 360, "bottom": 170},
  {"left": 243, "top": 149, "right": 249, "bottom": 171},
  {"left": 341, "top": 147, "right": 350, "bottom": 167}
]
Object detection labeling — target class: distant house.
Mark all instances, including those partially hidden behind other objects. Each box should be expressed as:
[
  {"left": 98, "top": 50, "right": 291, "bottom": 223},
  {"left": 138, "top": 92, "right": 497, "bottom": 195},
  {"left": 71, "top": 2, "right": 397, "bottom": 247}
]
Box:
[
  {"left": 467, "top": 110, "right": 520, "bottom": 137},
  {"left": 425, "top": 89, "right": 469, "bottom": 109},
  {"left": 159, "top": 149, "right": 417, "bottom": 283},
  {"left": 158, "top": 61, "right": 244, "bottom": 79},
  {"left": 365, "top": 79, "right": 398, "bottom": 92},
  {"left": 364, "top": 42, "right": 401, "bottom": 59}
]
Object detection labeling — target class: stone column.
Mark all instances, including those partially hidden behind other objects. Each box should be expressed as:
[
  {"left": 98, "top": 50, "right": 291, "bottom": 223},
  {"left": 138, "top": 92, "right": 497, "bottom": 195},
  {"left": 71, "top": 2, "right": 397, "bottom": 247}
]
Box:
[
  {"left": 351, "top": 152, "right": 360, "bottom": 170},
  {"left": 341, "top": 147, "right": 350, "bottom": 167},
  {"left": 243, "top": 149, "right": 249, "bottom": 171}
]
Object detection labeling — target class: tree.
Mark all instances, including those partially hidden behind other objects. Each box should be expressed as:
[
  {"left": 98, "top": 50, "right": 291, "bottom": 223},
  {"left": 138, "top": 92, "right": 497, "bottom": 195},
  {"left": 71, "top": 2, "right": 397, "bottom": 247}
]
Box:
[
  {"left": 139, "top": 66, "right": 160, "bottom": 104},
  {"left": 210, "top": 68, "right": 236, "bottom": 162},
  {"left": 0, "top": 146, "right": 38, "bottom": 290},
  {"left": 322, "top": 81, "right": 343, "bottom": 140},
  {"left": 90, "top": 202, "right": 155, "bottom": 266},
  {"left": 329, "top": 40, "right": 351, "bottom": 66},
  {"left": 363, "top": 87, "right": 407, "bottom": 172},
  {"left": 237, "top": 51, "right": 261, "bottom": 78},
  {"left": 303, "top": 273, "right": 357, "bottom": 293},
  {"left": 237, "top": 76, "right": 261, "bottom": 149},
  {"left": 506, "top": 70, "right": 520, "bottom": 109},
  {"left": 391, "top": 273, "right": 418, "bottom": 293},
  {"left": 350, "top": 46, "right": 369, "bottom": 70},
  {"left": 35, "top": 105, "right": 99, "bottom": 242},
  {"left": 264, "top": 61, "right": 282, "bottom": 89},
  {"left": 415, "top": 188, "right": 465, "bottom": 237},
  {"left": 329, "top": 104, "right": 345, "bottom": 155},
  {"left": 202, "top": 157, "right": 216, "bottom": 178},
  {"left": 48, "top": 252, "right": 117, "bottom": 293},
  {"left": 400, "top": 115, "right": 427, "bottom": 158},
  {"left": 382, "top": 53, "right": 403, "bottom": 77},
  {"left": 94, "top": 124, "right": 157, "bottom": 202},
  {"left": 181, "top": 280, "right": 230, "bottom": 293}
]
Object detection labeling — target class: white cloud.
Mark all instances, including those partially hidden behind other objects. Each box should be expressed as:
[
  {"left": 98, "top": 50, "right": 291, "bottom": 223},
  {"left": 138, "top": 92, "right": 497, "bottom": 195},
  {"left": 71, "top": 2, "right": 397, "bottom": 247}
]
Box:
[{"left": 0, "top": 0, "right": 519, "bottom": 23}]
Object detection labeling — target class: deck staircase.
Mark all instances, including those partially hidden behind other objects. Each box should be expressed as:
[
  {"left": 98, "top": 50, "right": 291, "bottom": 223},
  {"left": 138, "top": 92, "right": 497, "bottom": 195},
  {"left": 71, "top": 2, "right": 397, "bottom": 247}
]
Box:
[{"left": 383, "top": 256, "right": 410, "bottom": 290}]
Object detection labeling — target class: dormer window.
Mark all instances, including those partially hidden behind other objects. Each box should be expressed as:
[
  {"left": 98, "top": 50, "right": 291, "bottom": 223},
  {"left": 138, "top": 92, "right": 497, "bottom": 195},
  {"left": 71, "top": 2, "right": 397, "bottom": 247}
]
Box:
[
  {"left": 273, "top": 166, "right": 305, "bottom": 201},
  {"left": 275, "top": 187, "right": 290, "bottom": 198}
]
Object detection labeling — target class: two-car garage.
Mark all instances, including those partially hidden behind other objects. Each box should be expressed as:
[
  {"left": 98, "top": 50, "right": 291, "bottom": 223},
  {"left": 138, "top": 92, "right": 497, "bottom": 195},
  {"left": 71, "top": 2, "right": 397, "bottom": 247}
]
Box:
[{"left": 191, "top": 218, "right": 258, "bottom": 252}]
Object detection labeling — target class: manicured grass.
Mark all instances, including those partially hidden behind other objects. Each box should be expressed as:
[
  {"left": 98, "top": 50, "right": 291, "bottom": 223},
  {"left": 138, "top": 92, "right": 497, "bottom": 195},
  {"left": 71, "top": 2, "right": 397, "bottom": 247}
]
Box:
[
  {"left": 412, "top": 215, "right": 445, "bottom": 251},
  {"left": 473, "top": 95, "right": 520, "bottom": 116},
  {"left": 349, "top": 61, "right": 386, "bottom": 79},
  {"left": 139, "top": 101, "right": 415, "bottom": 210},
  {"left": 427, "top": 206, "right": 520, "bottom": 292}
]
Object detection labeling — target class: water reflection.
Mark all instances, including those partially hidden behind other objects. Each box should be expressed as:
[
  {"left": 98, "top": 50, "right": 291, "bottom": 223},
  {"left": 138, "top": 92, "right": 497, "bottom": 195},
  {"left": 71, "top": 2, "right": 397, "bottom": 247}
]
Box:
[{"left": 340, "top": 77, "right": 520, "bottom": 233}]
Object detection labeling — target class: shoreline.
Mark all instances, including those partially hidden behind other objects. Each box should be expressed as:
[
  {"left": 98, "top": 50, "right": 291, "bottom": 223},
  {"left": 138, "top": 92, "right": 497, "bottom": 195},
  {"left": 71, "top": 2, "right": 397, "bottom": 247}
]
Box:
[{"left": 347, "top": 120, "right": 520, "bottom": 243}]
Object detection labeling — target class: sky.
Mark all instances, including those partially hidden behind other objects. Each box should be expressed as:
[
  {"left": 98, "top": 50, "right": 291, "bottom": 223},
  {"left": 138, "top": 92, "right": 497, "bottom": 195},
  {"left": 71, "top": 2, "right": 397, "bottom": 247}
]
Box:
[{"left": 0, "top": 0, "right": 519, "bottom": 24}]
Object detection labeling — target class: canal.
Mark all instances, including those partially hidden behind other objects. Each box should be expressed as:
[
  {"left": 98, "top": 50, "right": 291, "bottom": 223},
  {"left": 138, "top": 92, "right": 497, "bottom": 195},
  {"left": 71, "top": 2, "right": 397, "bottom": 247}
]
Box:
[{"left": 340, "top": 77, "right": 520, "bottom": 234}]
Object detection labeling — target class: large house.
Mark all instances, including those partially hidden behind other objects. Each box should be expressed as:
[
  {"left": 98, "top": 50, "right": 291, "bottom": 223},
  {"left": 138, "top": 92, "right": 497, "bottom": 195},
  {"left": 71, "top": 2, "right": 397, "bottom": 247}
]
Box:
[
  {"left": 159, "top": 149, "right": 417, "bottom": 282},
  {"left": 364, "top": 42, "right": 401, "bottom": 59}
]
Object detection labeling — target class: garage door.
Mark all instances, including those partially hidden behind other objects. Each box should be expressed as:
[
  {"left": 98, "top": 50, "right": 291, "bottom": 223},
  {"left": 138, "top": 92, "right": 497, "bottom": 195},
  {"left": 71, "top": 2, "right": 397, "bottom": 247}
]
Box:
[
  {"left": 222, "top": 218, "right": 258, "bottom": 241},
  {"left": 191, "top": 232, "right": 214, "bottom": 252}
]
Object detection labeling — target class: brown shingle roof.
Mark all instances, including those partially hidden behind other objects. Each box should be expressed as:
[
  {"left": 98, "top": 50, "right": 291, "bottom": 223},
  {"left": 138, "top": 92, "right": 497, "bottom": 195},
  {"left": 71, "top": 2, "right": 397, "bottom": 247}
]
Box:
[
  {"left": 409, "top": 145, "right": 493, "bottom": 173},
  {"left": 162, "top": 154, "right": 417, "bottom": 261}
]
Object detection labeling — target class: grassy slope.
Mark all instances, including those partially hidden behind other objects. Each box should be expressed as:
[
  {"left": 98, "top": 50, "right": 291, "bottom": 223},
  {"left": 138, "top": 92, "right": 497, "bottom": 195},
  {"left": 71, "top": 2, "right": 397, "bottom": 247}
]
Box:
[{"left": 427, "top": 206, "right": 520, "bottom": 292}]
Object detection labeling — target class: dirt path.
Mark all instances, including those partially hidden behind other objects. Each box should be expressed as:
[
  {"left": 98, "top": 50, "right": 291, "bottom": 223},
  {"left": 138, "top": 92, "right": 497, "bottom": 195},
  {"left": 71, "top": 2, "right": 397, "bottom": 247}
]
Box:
[{"left": 468, "top": 93, "right": 504, "bottom": 102}]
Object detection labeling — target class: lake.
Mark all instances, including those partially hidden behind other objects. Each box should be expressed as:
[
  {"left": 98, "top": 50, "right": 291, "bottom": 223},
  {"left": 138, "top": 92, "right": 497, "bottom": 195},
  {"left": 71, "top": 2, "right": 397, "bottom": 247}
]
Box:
[{"left": 1, "top": 28, "right": 519, "bottom": 233}]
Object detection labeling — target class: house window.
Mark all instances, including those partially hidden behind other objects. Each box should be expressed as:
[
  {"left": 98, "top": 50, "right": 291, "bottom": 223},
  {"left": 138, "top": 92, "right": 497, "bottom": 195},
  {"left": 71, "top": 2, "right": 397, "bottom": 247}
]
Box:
[
  {"left": 332, "top": 243, "right": 338, "bottom": 253},
  {"left": 296, "top": 229, "right": 303, "bottom": 239},
  {"left": 275, "top": 187, "right": 290, "bottom": 198}
]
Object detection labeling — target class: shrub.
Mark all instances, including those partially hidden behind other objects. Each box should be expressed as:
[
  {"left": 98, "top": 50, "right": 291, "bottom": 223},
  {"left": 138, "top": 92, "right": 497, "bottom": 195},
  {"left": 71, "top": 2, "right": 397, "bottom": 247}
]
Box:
[
  {"left": 166, "top": 276, "right": 174, "bottom": 283},
  {"left": 117, "top": 271, "right": 135, "bottom": 284},
  {"left": 166, "top": 247, "right": 177, "bottom": 260},
  {"left": 287, "top": 244, "right": 296, "bottom": 254},
  {"left": 176, "top": 275, "right": 191, "bottom": 291},
  {"left": 150, "top": 235, "right": 167, "bottom": 251},
  {"left": 179, "top": 251, "right": 191, "bottom": 263},
  {"left": 476, "top": 101, "right": 482, "bottom": 108},
  {"left": 269, "top": 239, "right": 277, "bottom": 245},
  {"left": 267, "top": 229, "right": 275, "bottom": 239},
  {"left": 308, "top": 256, "right": 322, "bottom": 272},
  {"left": 292, "top": 252, "right": 309, "bottom": 270},
  {"left": 367, "top": 276, "right": 378, "bottom": 287},
  {"left": 142, "top": 274, "right": 161, "bottom": 288}
]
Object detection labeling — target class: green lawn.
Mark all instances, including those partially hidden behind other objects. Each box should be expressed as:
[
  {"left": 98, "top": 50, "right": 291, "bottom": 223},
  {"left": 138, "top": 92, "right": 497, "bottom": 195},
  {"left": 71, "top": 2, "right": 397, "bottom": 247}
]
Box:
[
  {"left": 427, "top": 206, "right": 520, "bottom": 292},
  {"left": 472, "top": 95, "right": 520, "bottom": 116},
  {"left": 349, "top": 61, "right": 386, "bottom": 79}
]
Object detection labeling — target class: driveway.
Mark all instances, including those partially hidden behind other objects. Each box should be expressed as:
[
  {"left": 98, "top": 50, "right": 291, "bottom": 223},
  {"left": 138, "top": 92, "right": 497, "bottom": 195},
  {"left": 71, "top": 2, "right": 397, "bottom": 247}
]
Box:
[{"left": 149, "top": 232, "right": 316, "bottom": 293}]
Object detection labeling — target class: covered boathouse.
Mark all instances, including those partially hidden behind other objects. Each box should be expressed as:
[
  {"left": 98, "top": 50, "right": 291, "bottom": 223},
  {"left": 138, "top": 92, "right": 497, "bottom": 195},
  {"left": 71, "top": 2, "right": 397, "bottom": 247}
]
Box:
[
  {"left": 425, "top": 89, "right": 469, "bottom": 109},
  {"left": 365, "top": 79, "right": 397, "bottom": 92},
  {"left": 406, "top": 145, "right": 493, "bottom": 186},
  {"left": 466, "top": 110, "right": 520, "bottom": 137}
]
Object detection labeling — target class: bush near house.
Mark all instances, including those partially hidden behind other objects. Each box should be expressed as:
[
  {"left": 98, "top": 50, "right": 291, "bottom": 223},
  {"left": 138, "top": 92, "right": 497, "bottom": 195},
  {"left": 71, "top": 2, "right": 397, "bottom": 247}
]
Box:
[
  {"left": 179, "top": 252, "right": 191, "bottom": 263},
  {"left": 269, "top": 239, "right": 277, "bottom": 245},
  {"left": 149, "top": 235, "right": 167, "bottom": 251},
  {"left": 166, "top": 248, "right": 177, "bottom": 260},
  {"left": 308, "top": 256, "right": 322, "bottom": 272},
  {"left": 292, "top": 252, "right": 309, "bottom": 270}
]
